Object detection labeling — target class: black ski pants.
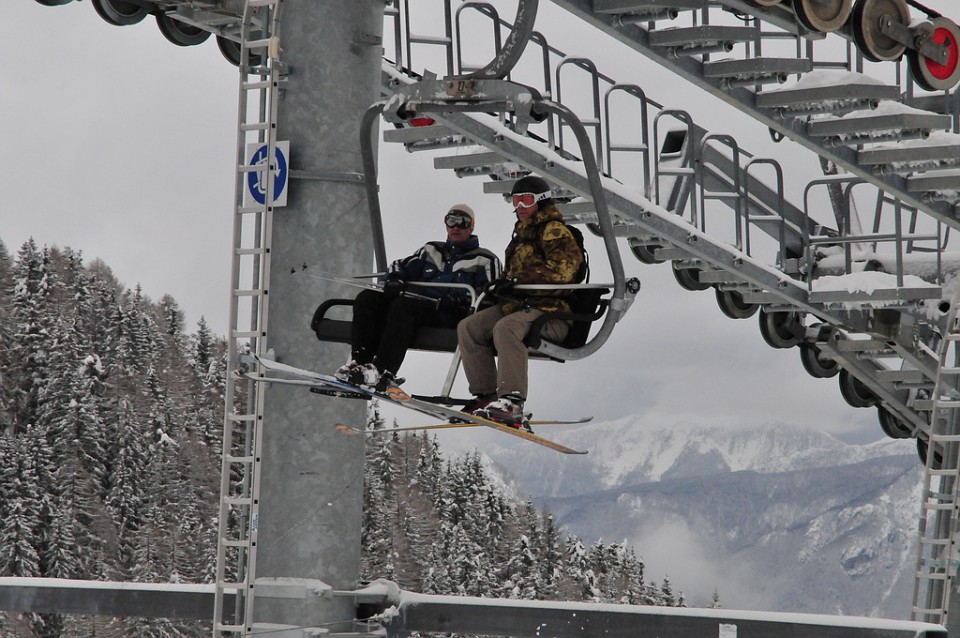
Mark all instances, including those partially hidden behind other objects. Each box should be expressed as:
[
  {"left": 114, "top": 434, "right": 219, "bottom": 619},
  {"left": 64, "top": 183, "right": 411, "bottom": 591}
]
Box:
[{"left": 351, "top": 289, "right": 458, "bottom": 375}]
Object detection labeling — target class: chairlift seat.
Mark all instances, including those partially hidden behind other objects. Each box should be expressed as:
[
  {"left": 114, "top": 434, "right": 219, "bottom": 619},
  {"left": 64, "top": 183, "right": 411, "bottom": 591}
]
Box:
[
  {"left": 310, "top": 299, "right": 459, "bottom": 353},
  {"left": 310, "top": 287, "right": 612, "bottom": 360}
]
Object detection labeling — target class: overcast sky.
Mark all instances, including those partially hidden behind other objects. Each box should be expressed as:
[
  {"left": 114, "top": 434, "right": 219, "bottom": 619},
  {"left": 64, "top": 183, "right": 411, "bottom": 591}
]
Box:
[{"left": 7, "top": 0, "right": 958, "bottom": 443}]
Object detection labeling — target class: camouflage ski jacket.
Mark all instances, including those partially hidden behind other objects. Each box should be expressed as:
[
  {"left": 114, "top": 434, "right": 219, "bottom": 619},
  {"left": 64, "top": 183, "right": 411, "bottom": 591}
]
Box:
[{"left": 502, "top": 204, "right": 584, "bottom": 314}]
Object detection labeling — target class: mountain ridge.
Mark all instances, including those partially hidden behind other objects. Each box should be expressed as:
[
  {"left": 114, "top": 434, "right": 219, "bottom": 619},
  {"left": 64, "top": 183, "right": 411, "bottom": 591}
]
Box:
[{"left": 477, "top": 419, "right": 924, "bottom": 617}]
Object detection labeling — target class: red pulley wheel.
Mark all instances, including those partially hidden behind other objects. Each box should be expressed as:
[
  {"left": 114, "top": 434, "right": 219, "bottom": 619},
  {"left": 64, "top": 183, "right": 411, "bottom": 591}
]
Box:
[{"left": 910, "top": 17, "right": 960, "bottom": 91}]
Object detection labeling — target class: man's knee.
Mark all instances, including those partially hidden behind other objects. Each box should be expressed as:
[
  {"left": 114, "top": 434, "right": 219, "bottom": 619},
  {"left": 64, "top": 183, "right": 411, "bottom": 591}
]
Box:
[
  {"left": 354, "top": 289, "right": 381, "bottom": 313},
  {"left": 492, "top": 314, "right": 530, "bottom": 346}
]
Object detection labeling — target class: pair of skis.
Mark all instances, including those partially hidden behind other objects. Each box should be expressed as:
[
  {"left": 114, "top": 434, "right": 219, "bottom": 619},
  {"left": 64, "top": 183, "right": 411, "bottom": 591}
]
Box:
[{"left": 246, "top": 355, "right": 589, "bottom": 454}]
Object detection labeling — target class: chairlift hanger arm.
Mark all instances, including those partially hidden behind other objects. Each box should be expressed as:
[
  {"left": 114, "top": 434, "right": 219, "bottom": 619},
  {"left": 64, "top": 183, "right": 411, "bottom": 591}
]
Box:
[{"left": 360, "top": 99, "right": 389, "bottom": 273}]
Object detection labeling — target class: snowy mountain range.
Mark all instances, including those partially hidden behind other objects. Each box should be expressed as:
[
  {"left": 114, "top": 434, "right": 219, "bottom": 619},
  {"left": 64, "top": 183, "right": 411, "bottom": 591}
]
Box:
[{"left": 473, "top": 418, "right": 923, "bottom": 619}]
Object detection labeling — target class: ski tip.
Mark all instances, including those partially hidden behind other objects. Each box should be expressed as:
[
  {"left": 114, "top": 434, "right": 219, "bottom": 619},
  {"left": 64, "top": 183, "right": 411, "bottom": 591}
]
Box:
[
  {"left": 335, "top": 424, "right": 361, "bottom": 435},
  {"left": 384, "top": 385, "right": 412, "bottom": 402}
]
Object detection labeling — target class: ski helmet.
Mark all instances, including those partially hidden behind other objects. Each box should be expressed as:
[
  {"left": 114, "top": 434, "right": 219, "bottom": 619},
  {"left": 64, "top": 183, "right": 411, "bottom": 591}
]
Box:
[{"left": 510, "top": 175, "right": 553, "bottom": 211}]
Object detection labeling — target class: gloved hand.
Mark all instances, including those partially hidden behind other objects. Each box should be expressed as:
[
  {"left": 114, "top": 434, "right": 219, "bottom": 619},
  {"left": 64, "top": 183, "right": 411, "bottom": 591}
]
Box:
[
  {"left": 438, "top": 293, "right": 470, "bottom": 315},
  {"left": 486, "top": 277, "right": 518, "bottom": 298},
  {"left": 383, "top": 274, "right": 405, "bottom": 299}
]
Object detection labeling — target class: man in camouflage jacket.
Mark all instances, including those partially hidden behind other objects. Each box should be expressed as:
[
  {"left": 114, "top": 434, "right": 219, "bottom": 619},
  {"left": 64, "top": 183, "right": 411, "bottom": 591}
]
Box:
[{"left": 457, "top": 175, "right": 584, "bottom": 429}]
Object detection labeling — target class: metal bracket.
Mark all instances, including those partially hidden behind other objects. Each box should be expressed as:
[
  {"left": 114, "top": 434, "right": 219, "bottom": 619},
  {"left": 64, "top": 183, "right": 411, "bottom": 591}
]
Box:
[
  {"left": 384, "top": 79, "right": 546, "bottom": 128},
  {"left": 879, "top": 17, "right": 949, "bottom": 64}
]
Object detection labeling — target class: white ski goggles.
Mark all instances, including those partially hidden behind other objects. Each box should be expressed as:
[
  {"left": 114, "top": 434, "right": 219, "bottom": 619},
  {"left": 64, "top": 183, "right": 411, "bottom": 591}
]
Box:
[{"left": 512, "top": 191, "right": 552, "bottom": 209}]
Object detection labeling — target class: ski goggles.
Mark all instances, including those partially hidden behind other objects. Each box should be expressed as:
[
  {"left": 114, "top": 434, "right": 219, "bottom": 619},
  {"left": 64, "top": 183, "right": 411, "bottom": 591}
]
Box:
[
  {"left": 444, "top": 210, "right": 474, "bottom": 229},
  {"left": 512, "top": 190, "right": 552, "bottom": 209}
]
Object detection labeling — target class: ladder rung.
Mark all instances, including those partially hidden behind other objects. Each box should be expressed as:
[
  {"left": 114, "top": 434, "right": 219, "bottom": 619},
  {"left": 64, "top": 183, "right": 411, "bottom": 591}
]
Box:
[
  {"left": 231, "top": 331, "right": 262, "bottom": 338},
  {"left": 924, "top": 488, "right": 960, "bottom": 500},
  {"left": 233, "top": 289, "right": 265, "bottom": 297},
  {"left": 240, "top": 122, "right": 270, "bottom": 132},
  {"left": 228, "top": 413, "right": 257, "bottom": 422},
  {"left": 238, "top": 164, "right": 270, "bottom": 173},
  {"left": 918, "top": 537, "right": 953, "bottom": 547},
  {"left": 237, "top": 205, "right": 267, "bottom": 214},
  {"left": 244, "top": 37, "right": 273, "bottom": 50},
  {"left": 409, "top": 34, "right": 451, "bottom": 45},
  {"left": 220, "top": 538, "right": 254, "bottom": 549},
  {"left": 223, "top": 496, "right": 253, "bottom": 506},
  {"left": 921, "top": 502, "right": 957, "bottom": 511},
  {"left": 236, "top": 247, "right": 267, "bottom": 256},
  {"left": 702, "top": 191, "right": 739, "bottom": 199},
  {"left": 242, "top": 80, "right": 272, "bottom": 90},
  {"left": 215, "top": 623, "right": 247, "bottom": 634},
  {"left": 610, "top": 144, "right": 648, "bottom": 152},
  {"left": 225, "top": 455, "right": 255, "bottom": 463}
]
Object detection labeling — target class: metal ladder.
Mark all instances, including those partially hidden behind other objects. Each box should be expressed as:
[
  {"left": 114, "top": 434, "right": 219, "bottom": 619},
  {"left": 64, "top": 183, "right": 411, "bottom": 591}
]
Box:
[
  {"left": 212, "top": 0, "right": 284, "bottom": 635},
  {"left": 912, "top": 283, "right": 960, "bottom": 626}
]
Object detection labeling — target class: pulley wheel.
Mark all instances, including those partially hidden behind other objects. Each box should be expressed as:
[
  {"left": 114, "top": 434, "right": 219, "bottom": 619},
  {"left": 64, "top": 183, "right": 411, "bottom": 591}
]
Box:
[
  {"left": 838, "top": 369, "right": 876, "bottom": 408},
  {"left": 629, "top": 241, "right": 663, "bottom": 264},
  {"left": 91, "top": 0, "right": 149, "bottom": 26},
  {"left": 217, "top": 36, "right": 263, "bottom": 67},
  {"left": 877, "top": 406, "right": 911, "bottom": 438},
  {"left": 851, "top": 0, "right": 910, "bottom": 62},
  {"left": 909, "top": 17, "right": 960, "bottom": 91},
  {"left": 799, "top": 341, "right": 840, "bottom": 378},
  {"left": 671, "top": 262, "right": 710, "bottom": 291},
  {"left": 793, "top": 0, "right": 853, "bottom": 33},
  {"left": 758, "top": 309, "right": 802, "bottom": 349},
  {"left": 157, "top": 13, "right": 211, "bottom": 46},
  {"left": 34, "top": 0, "right": 75, "bottom": 5},
  {"left": 751, "top": 0, "right": 782, "bottom": 6},
  {"left": 715, "top": 289, "right": 759, "bottom": 319}
]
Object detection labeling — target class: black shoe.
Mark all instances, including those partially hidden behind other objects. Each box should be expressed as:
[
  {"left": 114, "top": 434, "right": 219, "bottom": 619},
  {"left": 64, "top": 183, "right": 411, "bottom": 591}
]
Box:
[{"left": 374, "top": 371, "right": 404, "bottom": 393}]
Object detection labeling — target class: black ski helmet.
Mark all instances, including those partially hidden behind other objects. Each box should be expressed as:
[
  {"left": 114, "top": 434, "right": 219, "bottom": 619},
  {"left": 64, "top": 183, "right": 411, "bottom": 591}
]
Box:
[{"left": 510, "top": 175, "right": 553, "bottom": 211}]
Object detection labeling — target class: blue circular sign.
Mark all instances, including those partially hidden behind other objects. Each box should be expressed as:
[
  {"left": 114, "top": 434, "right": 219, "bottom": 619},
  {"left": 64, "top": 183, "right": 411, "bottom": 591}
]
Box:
[{"left": 247, "top": 144, "right": 288, "bottom": 205}]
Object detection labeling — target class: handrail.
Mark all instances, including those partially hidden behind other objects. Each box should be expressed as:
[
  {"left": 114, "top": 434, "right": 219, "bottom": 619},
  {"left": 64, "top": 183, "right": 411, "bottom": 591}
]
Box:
[
  {"left": 603, "top": 84, "right": 651, "bottom": 195},
  {"left": 743, "top": 158, "right": 786, "bottom": 265}
]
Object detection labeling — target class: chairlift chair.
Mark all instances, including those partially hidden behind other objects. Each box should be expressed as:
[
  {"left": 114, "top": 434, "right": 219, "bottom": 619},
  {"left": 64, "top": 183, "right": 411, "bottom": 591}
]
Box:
[{"left": 312, "top": 28, "right": 639, "bottom": 399}]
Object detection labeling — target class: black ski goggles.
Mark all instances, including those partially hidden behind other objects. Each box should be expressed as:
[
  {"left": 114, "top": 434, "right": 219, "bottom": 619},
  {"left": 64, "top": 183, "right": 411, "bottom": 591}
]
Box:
[{"left": 445, "top": 210, "right": 473, "bottom": 229}]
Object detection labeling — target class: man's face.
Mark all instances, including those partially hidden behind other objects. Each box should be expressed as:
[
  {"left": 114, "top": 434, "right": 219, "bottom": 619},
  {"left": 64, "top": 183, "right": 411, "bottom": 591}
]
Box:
[
  {"left": 446, "top": 224, "right": 472, "bottom": 243},
  {"left": 512, "top": 192, "right": 539, "bottom": 222},
  {"left": 444, "top": 210, "right": 473, "bottom": 243}
]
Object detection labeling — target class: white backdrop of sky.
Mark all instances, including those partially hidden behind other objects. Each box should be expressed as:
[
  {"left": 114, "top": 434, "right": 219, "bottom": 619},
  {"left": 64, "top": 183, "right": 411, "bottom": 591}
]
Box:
[{"left": 6, "top": 0, "right": 958, "bottom": 442}]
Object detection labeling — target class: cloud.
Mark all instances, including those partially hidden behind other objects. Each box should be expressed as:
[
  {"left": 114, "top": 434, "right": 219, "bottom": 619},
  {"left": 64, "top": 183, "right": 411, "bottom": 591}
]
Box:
[{"left": 633, "top": 517, "right": 775, "bottom": 610}]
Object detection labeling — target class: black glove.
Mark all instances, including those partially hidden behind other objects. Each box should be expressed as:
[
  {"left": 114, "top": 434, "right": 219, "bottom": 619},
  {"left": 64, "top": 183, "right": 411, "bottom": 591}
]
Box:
[
  {"left": 486, "top": 278, "right": 517, "bottom": 298},
  {"left": 383, "top": 274, "right": 405, "bottom": 299},
  {"left": 438, "top": 293, "right": 470, "bottom": 315}
]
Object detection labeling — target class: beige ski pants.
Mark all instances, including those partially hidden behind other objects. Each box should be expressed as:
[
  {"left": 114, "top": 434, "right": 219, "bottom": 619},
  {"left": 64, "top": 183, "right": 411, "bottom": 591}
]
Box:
[{"left": 457, "top": 304, "right": 569, "bottom": 399}]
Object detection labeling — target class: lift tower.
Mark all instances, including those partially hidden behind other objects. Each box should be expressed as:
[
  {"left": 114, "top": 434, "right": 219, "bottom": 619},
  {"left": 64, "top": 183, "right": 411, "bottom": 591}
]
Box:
[{"left": 214, "top": 0, "right": 385, "bottom": 634}]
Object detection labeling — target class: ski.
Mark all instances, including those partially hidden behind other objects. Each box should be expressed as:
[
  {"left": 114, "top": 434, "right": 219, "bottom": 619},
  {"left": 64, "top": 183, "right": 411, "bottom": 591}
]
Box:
[
  {"left": 336, "top": 415, "right": 593, "bottom": 435},
  {"left": 246, "top": 355, "right": 587, "bottom": 454},
  {"left": 379, "top": 384, "right": 587, "bottom": 454}
]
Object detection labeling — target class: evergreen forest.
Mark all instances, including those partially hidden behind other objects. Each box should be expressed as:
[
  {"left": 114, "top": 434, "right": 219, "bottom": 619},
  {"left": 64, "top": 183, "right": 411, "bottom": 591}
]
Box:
[{"left": 0, "top": 238, "right": 687, "bottom": 637}]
